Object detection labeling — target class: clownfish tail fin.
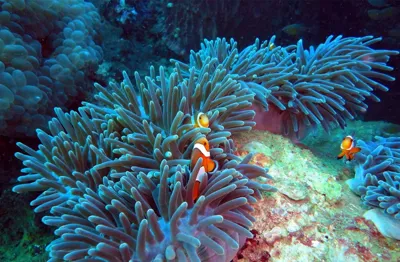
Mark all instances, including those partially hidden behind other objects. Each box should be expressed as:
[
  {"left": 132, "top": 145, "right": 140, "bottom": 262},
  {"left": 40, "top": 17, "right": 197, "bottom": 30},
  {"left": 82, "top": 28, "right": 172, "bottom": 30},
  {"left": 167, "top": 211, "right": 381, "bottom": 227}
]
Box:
[
  {"left": 337, "top": 151, "right": 345, "bottom": 159},
  {"left": 208, "top": 159, "right": 217, "bottom": 173},
  {"left": 353, "top": 147, "right": 361, "bottom": 153},
  {"left": 348, "top": 147, "right": 361, "bottom": 161}
]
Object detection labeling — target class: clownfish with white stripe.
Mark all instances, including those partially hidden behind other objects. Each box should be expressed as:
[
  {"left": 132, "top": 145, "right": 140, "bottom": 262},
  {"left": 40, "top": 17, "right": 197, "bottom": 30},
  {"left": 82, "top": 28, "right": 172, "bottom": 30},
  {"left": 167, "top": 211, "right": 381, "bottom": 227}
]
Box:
[
  {"left": 190, "top": 137, "right": 216, "bottom": 201},
  {"left": 337, "top": 135, "right": 361, "bottom": 161}
]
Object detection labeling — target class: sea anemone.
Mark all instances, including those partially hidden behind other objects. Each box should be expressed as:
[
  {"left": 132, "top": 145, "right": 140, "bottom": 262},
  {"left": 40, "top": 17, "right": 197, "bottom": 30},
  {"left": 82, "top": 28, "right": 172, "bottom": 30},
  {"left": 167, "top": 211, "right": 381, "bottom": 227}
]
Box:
[
  {"left": 42, "top": 153, "right": 275, "bottom": 261},
  {"left": 12, "top": 61, "right": 276, "bottom": 260},
  {"left": 347, "top": 136, "right": 400, "bottom": 240},
  {"left": 347, "top": 136, "right": 400, "bottom": 219},
  {"left": 173, "top": 36, "right": 398, "bottom": 139}
]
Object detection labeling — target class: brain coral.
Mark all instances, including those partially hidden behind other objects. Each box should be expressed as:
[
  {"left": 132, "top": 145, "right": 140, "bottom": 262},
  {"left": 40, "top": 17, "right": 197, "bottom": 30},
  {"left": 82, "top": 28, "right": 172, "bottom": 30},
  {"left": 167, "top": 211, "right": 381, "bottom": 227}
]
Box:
[
  {"left": 0, "top": 0, "right": 102, "bottom": 136},
  {"left": 13, "top": 58, "right": 275, "bottom": 260},
  {"left": 173, "top": 36, "right": 398, "bottom": 139}
]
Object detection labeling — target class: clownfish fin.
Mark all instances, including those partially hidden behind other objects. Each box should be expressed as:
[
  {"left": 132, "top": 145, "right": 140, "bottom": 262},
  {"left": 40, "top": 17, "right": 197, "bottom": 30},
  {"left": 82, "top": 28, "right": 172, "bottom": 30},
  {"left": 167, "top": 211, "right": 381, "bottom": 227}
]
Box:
[
  {"left": 205, "top": 158, "right": 216, "bottom": 173},
  {"left": 346, "top": 147, "right": 361, "bottom": 161},
  {"left": 346, "top": 152, "right": 352, "bottom": 161},
  {"left": 193, "top": 181, "right": 201, "bottom": 202},
  {"left": 348, "top": 147, "right": 361, "bottom": 161},
  {"left": 337, "top": 150, "right": 346, "bottom": 159},
  {"left": 351, "top": 147, "right": 361, "bottom": 154}
]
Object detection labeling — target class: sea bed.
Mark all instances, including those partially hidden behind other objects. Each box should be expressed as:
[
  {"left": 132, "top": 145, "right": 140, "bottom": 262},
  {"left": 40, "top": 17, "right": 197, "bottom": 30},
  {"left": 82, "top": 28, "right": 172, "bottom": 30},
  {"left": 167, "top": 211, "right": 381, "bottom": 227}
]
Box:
[{"left": 232, "top": 128, "right": 400, "bottom": 262}]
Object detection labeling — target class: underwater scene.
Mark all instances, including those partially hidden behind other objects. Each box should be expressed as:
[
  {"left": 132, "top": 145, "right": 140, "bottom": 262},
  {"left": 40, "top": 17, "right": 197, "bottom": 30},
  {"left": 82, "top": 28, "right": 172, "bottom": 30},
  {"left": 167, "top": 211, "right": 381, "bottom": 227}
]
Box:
[{"left": 1, "top": 0, "right": 400, "bottom": 261}]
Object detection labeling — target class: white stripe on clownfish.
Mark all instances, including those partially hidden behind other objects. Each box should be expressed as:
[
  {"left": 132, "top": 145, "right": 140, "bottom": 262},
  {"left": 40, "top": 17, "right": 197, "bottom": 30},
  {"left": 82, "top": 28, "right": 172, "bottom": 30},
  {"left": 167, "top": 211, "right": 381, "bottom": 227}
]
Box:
[
  {"left": 196, "top": 113, "right": 202, "bottom": 125},
  {"left": 191, "top": 113, "right": 204, "bottom": 127},
  {"left": 193, "top": 143, "right": 211, "bottom": 157},
  {"left": 190, "top": 112, "right": 209, "bottom": 128},
  {"left": 196, "top": 166, "right": 207, "bottom": 182}
]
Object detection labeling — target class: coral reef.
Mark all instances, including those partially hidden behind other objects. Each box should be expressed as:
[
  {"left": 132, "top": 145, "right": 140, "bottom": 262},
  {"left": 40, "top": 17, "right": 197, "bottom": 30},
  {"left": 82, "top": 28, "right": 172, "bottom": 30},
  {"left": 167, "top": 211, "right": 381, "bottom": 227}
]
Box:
[
  {"left": 2, "top": 0, "right": 400, "bottom": 260},
  {"left": 0, "top": 0, "right": 102, "bottom": 136},
  {"left": 10, "top": 32, "right": 399, "bottom": 260},
  {"left": 173, "top": 36, "right": 398, "bottom": 139},
  {"left": 232, "top": 130, "right": 400, "bottom": 261}
]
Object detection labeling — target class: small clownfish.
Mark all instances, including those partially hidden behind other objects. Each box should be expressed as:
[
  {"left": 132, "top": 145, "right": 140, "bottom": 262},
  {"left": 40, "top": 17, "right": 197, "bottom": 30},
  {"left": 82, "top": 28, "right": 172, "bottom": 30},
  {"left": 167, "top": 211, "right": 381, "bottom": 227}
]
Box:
[
  {"left": 269, "top": 43, "right": 275, "bottom": 51},
  {"left": 190, "top": 137, "right": 216, "bottom": 201},
  {"left": 192, "top": 112, "right": 209, "bottom": 128},
  {"left": 182, "top": 112, "right": 209, "bottom": 135},
  {"left": 337, "top": 135, "right": 361, "bottom": 161}
]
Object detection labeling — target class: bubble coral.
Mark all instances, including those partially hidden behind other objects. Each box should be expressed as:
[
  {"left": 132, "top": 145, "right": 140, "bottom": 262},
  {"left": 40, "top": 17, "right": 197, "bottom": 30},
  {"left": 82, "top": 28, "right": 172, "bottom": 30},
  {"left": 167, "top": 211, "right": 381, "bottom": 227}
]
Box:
[{"left": 0, "top": 0, "right": 102, "bottom": 136}]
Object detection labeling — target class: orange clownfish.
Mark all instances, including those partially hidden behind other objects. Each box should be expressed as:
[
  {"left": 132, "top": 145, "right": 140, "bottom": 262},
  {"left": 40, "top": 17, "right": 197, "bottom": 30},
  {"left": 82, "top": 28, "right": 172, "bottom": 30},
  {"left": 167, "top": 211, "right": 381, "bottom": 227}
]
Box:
[
  {"left": 337, "top": 135, "right": 361, "bottom": 161},
  {"left": 190, "top": 137, "right": 216, "bottom": 201},
  {"left": 192, "top": 112, "right": 209, "bottom": 128},
  {"left": 182, "top": 112, "right": 210, "bottom": 136}
]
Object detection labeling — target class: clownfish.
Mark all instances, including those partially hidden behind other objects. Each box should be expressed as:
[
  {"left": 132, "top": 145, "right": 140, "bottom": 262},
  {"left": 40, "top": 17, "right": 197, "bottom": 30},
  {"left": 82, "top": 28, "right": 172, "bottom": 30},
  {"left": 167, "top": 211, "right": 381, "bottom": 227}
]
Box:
[
  {"left": 182, "top": 112, "right": 210, "bottom": 136},
  {"left": 192, "top": 112, "right": 209, "bottom": 128},
  {"left": 190, "top": 137, "right": 216, "bottom": 201},
  {"left": 192, "top": 112, "right": 210, "bottom": 127},
  {"left": 337, "top": 135, "right": 361, "bottom": 161}
]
